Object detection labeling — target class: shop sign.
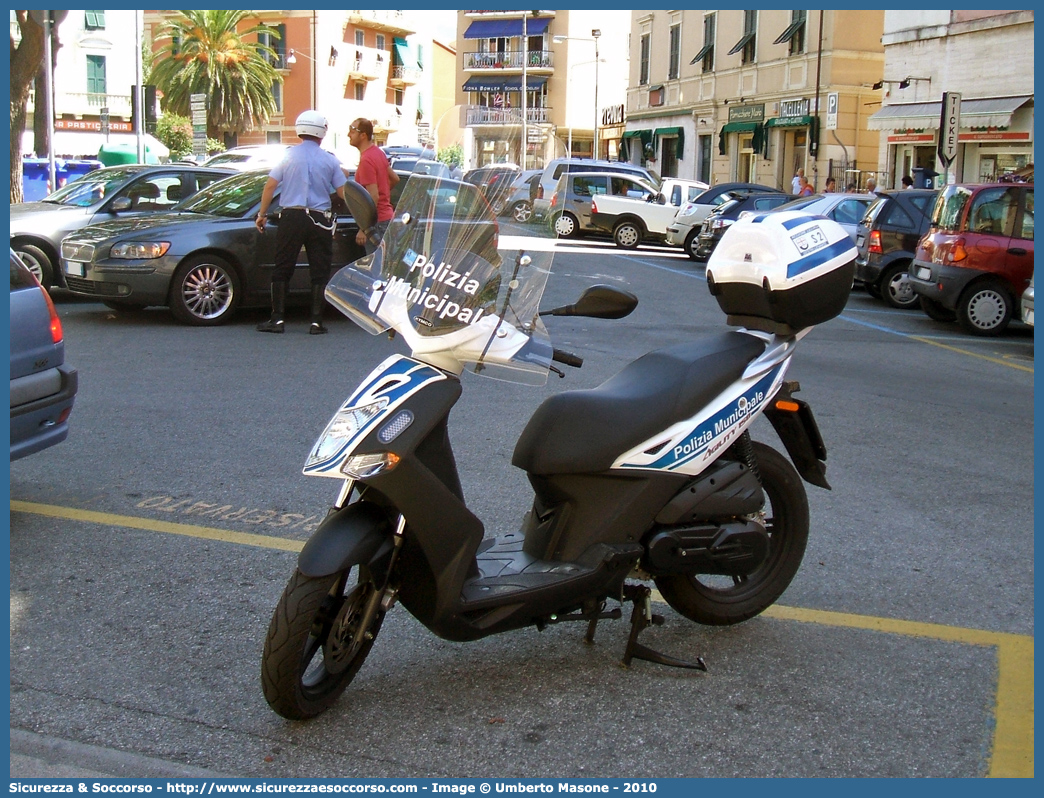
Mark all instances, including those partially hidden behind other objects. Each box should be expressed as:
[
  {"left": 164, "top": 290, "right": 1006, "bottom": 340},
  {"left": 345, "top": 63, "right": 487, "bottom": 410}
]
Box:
[
  {"left": 887, "top": 133, "right": 934, "bottom": 143},
  {"left": 777, "top": 98, "right": 809, "bottom": 119},
  {"left": 728, "top": 103, "right": 764, "bottom": 123},
  {"left": 55, "top": 118, "right": 133, "bottom": 133},
  {"left": 601, "top": 104, "right": 624, "bottom": 127},
  {"left": 959, "top": 131, "right": 1030, "bottom": 142}
]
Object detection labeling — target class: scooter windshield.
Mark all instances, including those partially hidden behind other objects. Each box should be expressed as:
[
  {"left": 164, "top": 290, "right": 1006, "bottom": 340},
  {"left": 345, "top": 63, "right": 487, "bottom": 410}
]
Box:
[{"left": 326, "top": 158, "right": 555, "bottom": 386}]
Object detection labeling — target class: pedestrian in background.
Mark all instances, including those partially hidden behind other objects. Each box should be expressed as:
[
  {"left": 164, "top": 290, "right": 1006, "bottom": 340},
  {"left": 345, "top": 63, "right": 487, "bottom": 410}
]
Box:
[
  {"left": 901, "top": 175, "right": 914, "bottom": 189},
  {"left": 824, "top": 176, "right": 836, "bottom": 192},
  {"left": 791, "top": 167, "right": 805, "bottom": 194},
  {"left": 349, "top": 118, "right": 394, "bottom": 255},
  {"left": 798, "top": 176, "right": 814, "bottom": 196},
  {"left": 865, "top": 178, "right": 877, "bottom": 194},
  {"left": 255, "top": 110, "right": 347, "bottom": 336}
]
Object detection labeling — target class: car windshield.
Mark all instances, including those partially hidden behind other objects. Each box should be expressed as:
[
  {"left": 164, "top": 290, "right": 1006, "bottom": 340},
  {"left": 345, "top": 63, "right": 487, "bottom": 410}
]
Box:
[
  {"left": 861, "top": 196, "right": 889, "bottom": 226},
  {"left": 204, "top": 152, "right": 252, "bottom": 166},
  {"left": 177, "top": 171, "right": 267, "bottom": 217},
  {"left": 776, "top": 196, "right": 823, "bottom": 212},
  {"left": 41, "top": 166, "right": 145, "bottom": 207},
  {"left": 932, "top": 186, "right": 975, "bottom": 230}
]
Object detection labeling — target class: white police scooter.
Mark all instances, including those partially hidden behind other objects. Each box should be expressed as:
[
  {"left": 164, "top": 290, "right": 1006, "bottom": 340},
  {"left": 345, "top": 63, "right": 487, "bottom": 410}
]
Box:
[{"left": 261, "top": 162, "right": 857, "bottom": 720}]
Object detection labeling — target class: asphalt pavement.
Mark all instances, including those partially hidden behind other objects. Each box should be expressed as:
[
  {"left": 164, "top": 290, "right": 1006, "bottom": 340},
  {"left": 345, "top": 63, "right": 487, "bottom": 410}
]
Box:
[{"left": 8, "top": 235, "right": 1034, "bottom": 778}]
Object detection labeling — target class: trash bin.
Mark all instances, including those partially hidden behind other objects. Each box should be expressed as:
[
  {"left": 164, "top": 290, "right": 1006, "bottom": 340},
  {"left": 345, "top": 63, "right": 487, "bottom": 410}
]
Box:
[
  {"left": 63, "top": 159, "right": 103, "bottom": 184},
  {"left": 21, "top": 158, "right": 65, "bottom": 201},
  {"left": 97, "top": 143, "right": 160, "bottom": 166}
]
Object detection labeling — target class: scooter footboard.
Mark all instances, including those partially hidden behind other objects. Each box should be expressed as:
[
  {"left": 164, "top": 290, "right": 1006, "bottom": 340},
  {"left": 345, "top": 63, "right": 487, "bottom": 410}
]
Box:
[{"left": 297, "top": 501, "right": 395, "bottom": 578}]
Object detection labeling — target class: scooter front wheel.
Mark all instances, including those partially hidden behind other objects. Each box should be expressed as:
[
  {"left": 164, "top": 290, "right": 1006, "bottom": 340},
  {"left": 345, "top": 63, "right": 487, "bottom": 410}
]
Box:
[
  {"left": 261, "top": 567, "right": 384, "bottom": 719},
  {"left": 654, "top": 441, "right": 809, "bottom": 626}
]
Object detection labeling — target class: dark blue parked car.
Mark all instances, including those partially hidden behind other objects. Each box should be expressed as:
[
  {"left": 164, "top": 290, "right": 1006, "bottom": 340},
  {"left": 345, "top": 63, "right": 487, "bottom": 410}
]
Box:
[{"left": 9, "top": 249, "right": 77, "bottom": 460}]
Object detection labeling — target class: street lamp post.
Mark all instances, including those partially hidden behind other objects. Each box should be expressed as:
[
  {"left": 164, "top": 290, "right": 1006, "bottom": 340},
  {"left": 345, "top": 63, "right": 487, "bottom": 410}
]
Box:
[{"left": 592, "top": 29, "right": 600, "bottom": 159}]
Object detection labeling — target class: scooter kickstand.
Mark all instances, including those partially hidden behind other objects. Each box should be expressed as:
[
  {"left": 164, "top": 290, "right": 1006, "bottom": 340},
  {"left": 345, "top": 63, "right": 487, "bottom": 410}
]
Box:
[{"left": 620, "top": 585, "right": 708, "bottom": 672}]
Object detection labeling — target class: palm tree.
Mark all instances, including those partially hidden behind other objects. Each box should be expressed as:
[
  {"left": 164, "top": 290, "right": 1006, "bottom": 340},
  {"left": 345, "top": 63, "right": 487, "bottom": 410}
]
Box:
[{"left": 151, "top": 10, "right": 282, "bottom": 142}]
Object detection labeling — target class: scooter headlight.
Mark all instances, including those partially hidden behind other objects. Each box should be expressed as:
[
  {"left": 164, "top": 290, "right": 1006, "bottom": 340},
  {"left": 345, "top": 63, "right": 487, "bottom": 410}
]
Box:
[{"left": 305, "top": 398, "right": 389, "bottom": 470}]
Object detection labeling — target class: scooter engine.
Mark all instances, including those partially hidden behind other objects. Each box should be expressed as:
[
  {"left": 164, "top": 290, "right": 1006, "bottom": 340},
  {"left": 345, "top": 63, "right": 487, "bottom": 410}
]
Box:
[{"left": 644, "top": 520, "right": 769, "bottom": 576}]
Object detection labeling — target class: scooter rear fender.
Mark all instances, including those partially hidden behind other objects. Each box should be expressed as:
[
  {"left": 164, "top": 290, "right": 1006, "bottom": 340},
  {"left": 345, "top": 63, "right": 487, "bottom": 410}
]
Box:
[
  {"left": 297, "top": 501, "right": 394, "bottom": 578},
  {"left": 763, "top": 383, "right": 830, "bottom": 490}
]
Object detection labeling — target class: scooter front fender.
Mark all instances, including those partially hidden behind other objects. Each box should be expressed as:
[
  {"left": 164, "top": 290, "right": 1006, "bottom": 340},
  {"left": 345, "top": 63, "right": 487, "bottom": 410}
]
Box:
[{"left": 297, "top": 501, "right": 394, "bottom": 578}]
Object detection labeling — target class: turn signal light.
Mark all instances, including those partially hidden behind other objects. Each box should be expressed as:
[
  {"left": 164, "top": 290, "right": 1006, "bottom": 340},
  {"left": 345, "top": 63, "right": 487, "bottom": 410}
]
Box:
[
  {"left": 868, "top": 229, "right": 883, "bottom": 255},
  {"left": 951, "top": 238, "right": 968, "bottom": 263},
  {"left": 775, "top": 400, "right": 801, "bottom": 412},
  {"left": 549, "top": 192, "right": 558, "bottom": 208},
  {"left": 591, "top": 198, "right": 598, "bottom": 214}
]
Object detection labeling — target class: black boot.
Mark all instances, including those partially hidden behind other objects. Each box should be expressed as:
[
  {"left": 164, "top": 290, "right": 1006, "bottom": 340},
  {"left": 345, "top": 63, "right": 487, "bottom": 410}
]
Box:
[
  {"left": 309, "top": 283, "right": 328, "bottom": 335},
  {"left": 256, "top": 281, "right": 287, "bottom": 333}
]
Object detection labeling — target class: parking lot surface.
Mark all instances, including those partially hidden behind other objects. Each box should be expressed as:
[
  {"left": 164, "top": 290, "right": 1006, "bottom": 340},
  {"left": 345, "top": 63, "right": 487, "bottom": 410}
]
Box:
[{"left": 8, "top": 237, "right": 1033, "bottom": 777}]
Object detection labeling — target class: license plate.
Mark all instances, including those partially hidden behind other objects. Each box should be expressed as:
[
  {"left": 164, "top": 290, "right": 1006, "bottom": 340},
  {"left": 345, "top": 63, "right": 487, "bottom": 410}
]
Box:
[
  {"left": 64, "top": 260, "right": 86, "bottom": 278},
  {"left": 916, "top": 266, "right": 931, "bottom": 280},
  {"left": 856, "top": 235, "right": 864, "bottom": 248}
]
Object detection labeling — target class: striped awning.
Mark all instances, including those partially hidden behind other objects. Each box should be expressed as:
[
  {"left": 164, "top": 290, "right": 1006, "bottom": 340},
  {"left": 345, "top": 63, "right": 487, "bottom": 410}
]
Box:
[{"left": 867, "top": 96, "right": 1032, "bottom": 130}]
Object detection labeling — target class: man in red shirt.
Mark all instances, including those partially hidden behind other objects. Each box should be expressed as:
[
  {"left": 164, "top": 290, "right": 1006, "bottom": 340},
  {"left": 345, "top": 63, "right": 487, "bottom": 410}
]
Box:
[{"left": 349, "top": 118, "right": 395, "bottom": 254}]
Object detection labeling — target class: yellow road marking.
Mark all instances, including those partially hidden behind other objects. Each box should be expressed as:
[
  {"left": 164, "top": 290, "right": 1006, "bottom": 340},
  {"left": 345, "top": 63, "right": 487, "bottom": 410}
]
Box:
[
  {"left": 909, "top": 335, "right": 1034, "bottom": 374},
  {"left": 9, "top": 500, "right": 305, "bottom": 553},
  {"left": 11, "top": 500, "right": 1034, "bottom": 777}
]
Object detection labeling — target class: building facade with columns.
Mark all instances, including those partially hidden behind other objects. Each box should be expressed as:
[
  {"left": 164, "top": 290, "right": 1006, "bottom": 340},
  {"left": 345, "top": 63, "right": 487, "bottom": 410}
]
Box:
[{"left": 622, "top": 10, "right": 885, "bottom": 191}]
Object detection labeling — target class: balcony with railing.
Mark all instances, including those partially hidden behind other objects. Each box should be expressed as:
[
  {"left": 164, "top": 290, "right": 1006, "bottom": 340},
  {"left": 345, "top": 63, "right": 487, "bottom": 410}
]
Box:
[
  {"left": 466, "top": 106, "right": 552, "bottom": 126},
  {"left": 346, "top": 49, "right": 385, "bottom": 80},
  {"left": 345, "top": 10, "right": 413, "bottom": 36},
  {"left": 32, "top": 91, "right": 134, "bottom": 117},
  {"left": 389, "top": 65, "right": 421, "bottom": 85},
  {"left": 464, "top": 50, "right": 554, "bottom": 71}
]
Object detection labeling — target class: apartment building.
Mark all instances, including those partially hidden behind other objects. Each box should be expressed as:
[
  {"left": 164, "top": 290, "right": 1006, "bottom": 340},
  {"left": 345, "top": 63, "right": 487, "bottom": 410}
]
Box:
[
  {"left": 624, "top": 10, "right": 885, "bottom": 190},
  {"left": 16, "top": 10, "right": 154, "bottom": 158},
  {"left": 144, "top": 10, "right": 437, "bottom": 163},
  {"left": 866, "top": 10, "right": 1034, "bottom": 187},
  {"left": 454, "top": 9, "right": 629, "bottom": 169}
]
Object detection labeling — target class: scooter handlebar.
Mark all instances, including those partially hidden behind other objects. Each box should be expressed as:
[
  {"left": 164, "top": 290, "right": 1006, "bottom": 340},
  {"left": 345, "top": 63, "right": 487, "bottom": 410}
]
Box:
[{"left": 552, "top": 348, "right": 584, "bottom": 368}]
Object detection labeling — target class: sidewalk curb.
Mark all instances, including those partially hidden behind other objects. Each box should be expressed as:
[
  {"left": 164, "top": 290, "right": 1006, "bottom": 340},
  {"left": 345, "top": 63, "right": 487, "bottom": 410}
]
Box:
[{"left": 10, "top": 728, "right": 232, "bottom": 779}]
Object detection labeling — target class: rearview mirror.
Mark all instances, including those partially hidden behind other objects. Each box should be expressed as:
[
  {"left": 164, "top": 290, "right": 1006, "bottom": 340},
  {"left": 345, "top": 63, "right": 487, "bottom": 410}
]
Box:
[{"left": 541, "top": 285, "right": 639, "bottom": 320}]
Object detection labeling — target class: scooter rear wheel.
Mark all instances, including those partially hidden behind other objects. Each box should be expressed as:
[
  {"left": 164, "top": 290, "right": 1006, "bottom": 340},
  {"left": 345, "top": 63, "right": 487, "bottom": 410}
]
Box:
[
  {"left": 261, "top": 567, "right": 384, "bottom": 719},
  {"left": 654, "top": 441, "right": 809, "bottom": 625}
]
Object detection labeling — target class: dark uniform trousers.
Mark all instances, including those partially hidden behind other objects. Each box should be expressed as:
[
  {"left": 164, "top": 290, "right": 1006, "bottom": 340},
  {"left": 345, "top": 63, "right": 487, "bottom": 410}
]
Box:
[{"left": 272, "top": 208, "right": 333, "bottom": 286}]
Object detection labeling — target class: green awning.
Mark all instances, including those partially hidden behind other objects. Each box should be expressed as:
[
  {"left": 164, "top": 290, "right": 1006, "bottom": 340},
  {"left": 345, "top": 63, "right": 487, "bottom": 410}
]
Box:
[
  {"left": 654, "top": 127, "right": 684, "bottom": 160},
  {"left": 393, "top": 38, "right": 418, "bottom": 70},
  {"left": 720, "top": 121, "right": 759, "bottom": 133},
  {"left": 766, "top": 115, "right": 812, "bottom": 128}
]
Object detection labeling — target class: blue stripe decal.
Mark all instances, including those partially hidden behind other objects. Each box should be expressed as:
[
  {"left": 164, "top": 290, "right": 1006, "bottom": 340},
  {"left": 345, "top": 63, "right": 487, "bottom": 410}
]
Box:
[
  {"left": 620, "top": 367, "right": 781, "bottom": 472},
  {"left": 787, "top": 239, "right": 856, "bottom": 278},
  {"left": 750, "top": 214, "right": 768, "bottom": 223},
  {"left": 780, "top": 215, "right": 817, "bottom": 231}
]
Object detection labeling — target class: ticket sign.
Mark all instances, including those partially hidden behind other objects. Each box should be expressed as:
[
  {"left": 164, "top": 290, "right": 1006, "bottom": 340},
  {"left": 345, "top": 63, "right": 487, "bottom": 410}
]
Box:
[{"left": 937, "top": 92, "right": 961, "bottom": 168}]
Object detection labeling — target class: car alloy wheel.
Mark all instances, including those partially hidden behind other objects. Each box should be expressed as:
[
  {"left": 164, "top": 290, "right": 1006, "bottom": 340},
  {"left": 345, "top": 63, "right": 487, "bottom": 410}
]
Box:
[
  {"left": 614, "top": 221, "right": 642, "bottom": 250},
  {"left": 169, "top": 255, "right": 240, "bottom": 326},
  {"left": 512, "top": 201, "right": 533, "bottom": 223},
  {"left": 880, "top": 262, "right": 919, "bottom": 309}
]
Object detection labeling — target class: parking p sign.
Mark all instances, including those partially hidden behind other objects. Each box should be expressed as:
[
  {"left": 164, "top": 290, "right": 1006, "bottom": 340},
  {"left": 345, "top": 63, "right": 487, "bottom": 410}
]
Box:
[
  {"left": 937, "top": 92, "right": 961, "bottom": 168},
  {"left": 825, "top": 92, "right": 839, "bottom": 131}
]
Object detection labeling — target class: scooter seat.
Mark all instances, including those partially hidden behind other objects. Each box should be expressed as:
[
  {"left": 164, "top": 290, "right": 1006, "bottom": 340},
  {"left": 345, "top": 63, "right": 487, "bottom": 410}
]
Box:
[{"left": 512, "top": 331, "right": 766, "bottom": 475}]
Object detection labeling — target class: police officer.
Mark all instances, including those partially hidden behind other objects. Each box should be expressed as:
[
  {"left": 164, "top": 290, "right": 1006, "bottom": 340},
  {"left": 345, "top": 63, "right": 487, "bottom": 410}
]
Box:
[{"left": 255, "top": 110, "right": 347, "bottom": 335}]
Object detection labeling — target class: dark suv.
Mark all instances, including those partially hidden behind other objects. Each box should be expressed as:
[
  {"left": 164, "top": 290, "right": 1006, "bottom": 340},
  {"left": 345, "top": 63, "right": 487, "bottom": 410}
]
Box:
[
  {"left": 908, "top": 182, "right": 1034, "bottom": 336},
  {"left": 854, "top": 188, "right": 938, "bottom": 308}
]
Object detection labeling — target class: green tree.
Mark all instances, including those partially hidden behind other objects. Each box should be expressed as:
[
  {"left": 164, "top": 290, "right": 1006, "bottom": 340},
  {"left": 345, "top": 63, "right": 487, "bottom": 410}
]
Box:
[
  {"left": 438, "top": 144, "right": 463, "bottom": 169},
  {"left": 150, "top": 10, "right": 282, "bottom": 142},
  {"left": 10, "top": 11, "right": 50, "bottom": 202},
  {"left": 154, "top": 113, "right": 193, "bottom": 159}
]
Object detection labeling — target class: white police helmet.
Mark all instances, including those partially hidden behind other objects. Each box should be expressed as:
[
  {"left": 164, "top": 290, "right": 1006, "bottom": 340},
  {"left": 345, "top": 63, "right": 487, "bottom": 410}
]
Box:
[{"left": 295, "top": 110, "right": 328, "bottom": 139}]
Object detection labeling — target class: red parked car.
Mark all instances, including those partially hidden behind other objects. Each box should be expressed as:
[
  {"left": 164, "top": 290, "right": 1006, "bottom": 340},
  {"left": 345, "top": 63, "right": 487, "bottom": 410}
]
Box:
[{"left": 908, "top": 182, "right": 1034, "bottom": 335}]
